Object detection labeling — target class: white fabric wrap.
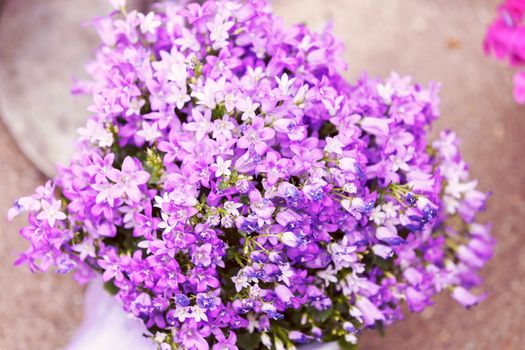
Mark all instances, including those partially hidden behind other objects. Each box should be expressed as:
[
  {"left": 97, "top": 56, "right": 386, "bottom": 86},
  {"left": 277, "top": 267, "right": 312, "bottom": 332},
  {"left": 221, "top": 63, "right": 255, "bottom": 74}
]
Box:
[{"left": 65, "top": 279, "right": 338, "bottom": 350}]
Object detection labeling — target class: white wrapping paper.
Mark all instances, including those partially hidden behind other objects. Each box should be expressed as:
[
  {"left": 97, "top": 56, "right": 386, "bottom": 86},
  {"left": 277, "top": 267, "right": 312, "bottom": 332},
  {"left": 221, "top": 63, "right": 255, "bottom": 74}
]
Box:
[{"left": 65, "top": 279, "right": 339, "bottom": 350}]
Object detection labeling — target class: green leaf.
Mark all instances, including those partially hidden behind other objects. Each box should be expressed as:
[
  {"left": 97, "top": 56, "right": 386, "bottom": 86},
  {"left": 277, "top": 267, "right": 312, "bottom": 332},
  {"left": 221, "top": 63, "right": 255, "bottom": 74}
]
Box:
[
  {"left": 236, "top": 333, "right": 261, "bottom": 350},
  {"left": 376, "top": 321, "right": 386, "bottom": 337},
  {"left": 317, "top": 308, "right": 333, "bottom": 323},
  {"left": 103, "top": 280, "right": 119, "bottom": 295}
]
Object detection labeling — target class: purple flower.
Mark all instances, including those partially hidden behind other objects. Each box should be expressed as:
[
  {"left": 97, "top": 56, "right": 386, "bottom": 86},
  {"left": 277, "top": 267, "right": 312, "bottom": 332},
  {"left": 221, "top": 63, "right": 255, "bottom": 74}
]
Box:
[
  {"left": 274, "top": 284, "right": 295, "bottom": 304},
  {"left": 451, "top": 287, "right": 486, "bottom": 308},
  {"left": 355, "top": 297, "right": 385, "bottom": 326},
  {"left": 237, "top": 117, "right": 275, "bottom": 154},
  {"left": 360, "top": 117, "right": 391, "bottom": 137},
  {"left": 107, "top": 156, "right": 150, "bottom": 202}
]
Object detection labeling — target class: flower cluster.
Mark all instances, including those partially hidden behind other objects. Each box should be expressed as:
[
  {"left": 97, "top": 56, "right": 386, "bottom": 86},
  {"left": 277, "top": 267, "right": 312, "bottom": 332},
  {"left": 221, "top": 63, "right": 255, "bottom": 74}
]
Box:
[
  {"left": 485, "top": 0, "right": 525, "bottom": 103},
  {"left": 9, "top": 1, "right": 493, "bottom": 349}
]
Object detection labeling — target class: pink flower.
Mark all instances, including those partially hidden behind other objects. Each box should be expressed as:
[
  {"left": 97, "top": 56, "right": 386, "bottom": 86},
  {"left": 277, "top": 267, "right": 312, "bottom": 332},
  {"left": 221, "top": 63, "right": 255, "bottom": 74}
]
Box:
[
  {"left": 513, "top": 71, "right": 525, "bottom": 103},
  {"left": 107, "top": 156, "right": 150, "bottom": 202}
]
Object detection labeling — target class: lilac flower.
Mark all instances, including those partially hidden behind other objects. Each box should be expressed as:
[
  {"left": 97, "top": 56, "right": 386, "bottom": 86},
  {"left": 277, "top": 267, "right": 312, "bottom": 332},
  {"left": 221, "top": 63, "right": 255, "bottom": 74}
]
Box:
[
  {"left": 255, "top": 152, "right": 291, "bottom": 186},
  {"left": 185, "top": 109, "right": 213, "bottom": 142},
  {"left": 107, "top": 156, "right": 149, "bottom": 202},
  {"left": 360, "top": 117, "right": 391, "bottom": 137},
  {"left": 355, "top": 297, "right": 385, "bottom": 326},
  {"left": 212, "top": 331, "right": 237, "bottom": 350},
  {"left": 274, "top": 284, "right": 295, "bottom": 304},
  {"left": 237, "top": 117, "right": 275, "bottom": 154},
  {"left": 452, "top": 287, "right": 486, "bottom": 308}
]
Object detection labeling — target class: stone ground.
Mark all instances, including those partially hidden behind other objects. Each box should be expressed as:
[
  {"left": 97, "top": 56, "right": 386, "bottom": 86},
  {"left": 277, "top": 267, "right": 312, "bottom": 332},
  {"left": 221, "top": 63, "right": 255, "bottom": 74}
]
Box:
[{"left": 1, "top": 0, "right": 525, "bottom": 349}]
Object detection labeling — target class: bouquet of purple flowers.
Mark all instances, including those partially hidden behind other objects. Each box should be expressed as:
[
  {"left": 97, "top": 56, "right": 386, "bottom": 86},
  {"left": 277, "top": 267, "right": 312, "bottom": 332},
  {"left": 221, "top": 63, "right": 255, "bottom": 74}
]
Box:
[
  {"left": 485, "top": 0, "right": 525, "bottom": 103},
  {"left": 9, "top": 1, "right": 494, "bottom": 349}
]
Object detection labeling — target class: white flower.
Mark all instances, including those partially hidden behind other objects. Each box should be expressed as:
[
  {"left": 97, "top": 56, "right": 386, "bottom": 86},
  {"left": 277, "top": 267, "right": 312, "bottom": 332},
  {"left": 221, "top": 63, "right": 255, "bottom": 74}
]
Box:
[
  {"left": 445, "top": 178, "right": 478, "bottom": 199},
  {"left": 261, "top": 333, "right": 272, "bottom": 349},
  {"left": 322, "top": 96, "right": 344, "bottom": 117},
  {"left": 377, "top": 82, "right": 394, "bottom": 104},
  {"left": 167, "top": 62, "right": 188, "bottom": 87},
  {"left": 236, "top": 97, "right": 260, "bottom": 121},
  {"left": 231, "top": 270, "right": 249, "bottom": 292},
  {"left": 298, "top": 35, "right": 313, "bottom": 51},
  {"left": 246, "top": 66, "right": 265, "bottom": 83},
  {"left": 137, "top": 121, "right": 161, "bottom": 143},
  {"left": 158, "top": 212, "right": 175, "bottom": 234},
  {"left": 341, "top": 197, "right": 364, "bottom": 213},
  {"left": 154, "top": 332, "right": 167, "bottom": 344},
  {"left": 341, "top": 272, "right": 367, "bottom": 296},
  {"left": 191, "top": 306, "right": 208, "bottom": 322},
  {"left": 193, "top": 78, "right": 225, "bottom": 109},
  {"left": 281, "top": 231, "right": 299, "bottom": 247},
  {"left": 167, "top": 83, "right": 191, "bottom": 110},
  {"left": 293, "top": 84, "right": 309, "bottom": 107},
  {"left": 174, "top": 27, "right": 200, "bottom": 52},
  {"left": 249, "top": 284, "right": 263, "bottom": 299},
  {"left": 213, "top": 116, "right": 235, "bottom": 140},
  {"left": 215, "top": 156, "right": 232, "bottom": 177},
  {"left": 206, "top": 15, "right": 234, "bottom": 50},
  {"left": 247, "top": 314, "right": 259, "bottom": 333},
  {"left": 224, "top": 201, "right": 243, "bottom": 216},
  {"left": 154, "top": 193, "right": 170, "bottom": 210},
  {"left": 274, "top": 338, "right": 286, "bottom": 350},
  {"left": 223, "top": 92, "right": 237, "bottom": 112},
  {"left": 140, "top": 12, "right": 161, "bottom": 35},
  {"left": 370, "top": 206, "right": 386, "bottom": 225},
  {"left": 261, "top": 303, "right": 277, "bottom": 313},
  {"left": 173, "top": 306, "right": 191, "bottom": 322},
  {"left": 126, "top": 98, "right": 145, "bottom": 116},
  {"left": 328, "top": 236, "right": 358, "bottom": 271},
  {"left": 390, "top": 154, "right": 411, "bottom": 172},
  {"left": 275, "top": 73, "right": 296, "bottom": 96},
  {"left": 278, "top": 263, "right": 294, "bottom": 286},
  {"left": 78, "top": 119, "right": 114, "bottom": 148},
  {"left": 324, "top": 136, "right": 344, "bottom": 155},
  {"left": 343, "top": 183, "right": 357, "bottom": 194},
  {"left": 156, "top": 50, "right": 188, "bottom": 87},
  {"left": 349, "top": 306, "right": 363, "bottom": 323},
  {"left": 316, "top": 265, "right": 338, "bottom": 287},
  {"left": 36, "top": 200, "right": 66, "bottom": 227},
  {"left": 382, "top": 201, "right": 398, "bottom": 218},
  {"left": 72, "top": 239, "right": 96, "bottom": 260}
]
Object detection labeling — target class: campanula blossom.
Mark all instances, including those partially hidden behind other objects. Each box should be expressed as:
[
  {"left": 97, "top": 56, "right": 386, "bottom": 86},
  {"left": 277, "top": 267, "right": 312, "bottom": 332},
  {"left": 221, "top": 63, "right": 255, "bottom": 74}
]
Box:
[{"left": 107, "top": 156, "right": 150, "bottom": 202}]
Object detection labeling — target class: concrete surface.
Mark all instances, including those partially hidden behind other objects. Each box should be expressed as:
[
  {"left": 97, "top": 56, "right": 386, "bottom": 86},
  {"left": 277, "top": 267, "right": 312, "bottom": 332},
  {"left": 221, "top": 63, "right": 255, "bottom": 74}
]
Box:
[{"left": 1, "top": 0, "right": 525, "bottom": 349}]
